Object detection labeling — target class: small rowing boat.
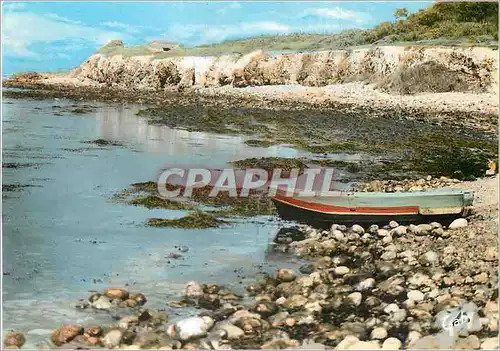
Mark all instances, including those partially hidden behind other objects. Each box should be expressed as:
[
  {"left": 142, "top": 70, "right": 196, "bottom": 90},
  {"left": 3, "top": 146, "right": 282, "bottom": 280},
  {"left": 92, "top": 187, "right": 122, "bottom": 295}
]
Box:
[{"left": 272, "top": 188, "right": 474, "bottom": 228}]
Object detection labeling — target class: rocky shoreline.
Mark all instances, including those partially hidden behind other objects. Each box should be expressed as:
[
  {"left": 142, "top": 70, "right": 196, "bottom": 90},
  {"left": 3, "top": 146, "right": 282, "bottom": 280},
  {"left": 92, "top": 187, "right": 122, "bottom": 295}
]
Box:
[
  {"left": 3, "top": 75, "right": 498, "bottom": 130},
  {"left": 4, "top": 175, "right": 498, "bottom": 350}
]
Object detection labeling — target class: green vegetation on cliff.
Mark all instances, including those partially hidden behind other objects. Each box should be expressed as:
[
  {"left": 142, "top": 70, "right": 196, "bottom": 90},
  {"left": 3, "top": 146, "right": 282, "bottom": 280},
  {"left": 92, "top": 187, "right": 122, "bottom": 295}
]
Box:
[
  {"left": 366, "top": 2, "right": 498, "bottom": 44},
  {"left": 98, "top": 2, "right": 498, "bottom": 58}
]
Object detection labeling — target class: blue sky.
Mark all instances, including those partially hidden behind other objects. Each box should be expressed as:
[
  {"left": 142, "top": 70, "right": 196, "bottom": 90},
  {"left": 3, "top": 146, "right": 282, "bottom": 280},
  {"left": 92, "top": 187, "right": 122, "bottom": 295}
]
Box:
[{"left": 2, "top": 1, "right": 430, "bottom": 75}]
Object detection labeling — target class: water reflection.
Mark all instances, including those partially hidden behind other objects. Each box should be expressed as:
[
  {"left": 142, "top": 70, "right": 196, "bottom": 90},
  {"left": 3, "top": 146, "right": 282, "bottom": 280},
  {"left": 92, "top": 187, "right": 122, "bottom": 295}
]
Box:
[{"left": 94, "top": 104, "right": 301, "bottom": 160}]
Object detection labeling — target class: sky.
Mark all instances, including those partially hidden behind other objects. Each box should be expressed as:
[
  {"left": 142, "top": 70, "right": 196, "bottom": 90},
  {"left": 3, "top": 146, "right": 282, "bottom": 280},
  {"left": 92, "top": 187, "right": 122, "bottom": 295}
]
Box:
[{"left": 2, "top": 1, "right": 430, "bottom": 75}]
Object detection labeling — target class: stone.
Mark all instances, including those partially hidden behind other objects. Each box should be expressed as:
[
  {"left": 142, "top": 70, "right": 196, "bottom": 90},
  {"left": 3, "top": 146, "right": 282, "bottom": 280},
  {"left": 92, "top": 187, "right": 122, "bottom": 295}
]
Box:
[
  {"left": 276, "top": 296, "right": 287, "bottom": 305},
  {"left": 350, "top": 340, "right": 380, "bottom": 350},
  {"left": 335, "top": 335, "right": 360, "bottom": 350},
  {"left": 334, "top": 266, "right": 350, "bottom": 276},
  {"left": 474, "top": 272, "right": 489, "bottom": 284},
  {"left": 261, "top": 339, "right": 300, "bottom": 349},
  {"left": 381, "top": 251, "right": 396, "bottom": 261},
  {"left": 364, "top": 296, "right": 381, "bottom": 309},
  {"left": 392, "top": 226, "right": 407, "bottom": 236},
  {"left": 121, "top": 299, "right": 138, "bottom": 308},
  {"left": 294, "top": 276, "right": 315, "bottom": 291},
  {"left": 403, "top": 299, "right": 416, "bottom": 309},
  {"left": 104, "top": 287, "right": 129, "bottom": 300},
  {"left": 53, "top": 335, "right": 88, "bottom": 349},
  {"left": 50, "top": 325, "right": 83, "bottom": 346},
  {"left": 420, "top": 251, "right": 439, "bottom": 265},
  {"left": 369, "top": 224, "right": 379, "bottom": 234},
  {"left": 347, "top": 233, "right": 361, "bottom": 241},
  {"left": 389, "top": 221, "right": 399, "bottom": 229},
  {"left": 382, "top": 235, "right": 393, "bottom": 244},
  {"left": 333, "top": 230, "right": 345, "bottom": 241},
  {"left": 485, "top": 300, "right": 499, "bottom": 314},
  {"left": 322, "top": 239, "right": 337, "bottom": 250},
  {"left": 351, "top": 224, "right": 365, "bottom": 234},
  {"left": 119, "top": 316, "right": 139, "bottom": 329},
  {"left": 150, "top": 311, "right": 169, "bottom": 325},
  {"left": 299, "top": 342, "right": 326, "bottom": 350},
  {"left": 276, "top": 269, "right": 296, "bottom": 283},
  {"left": 213, "top": 322, "right": 244, "bottom": 340},
  {"left": 92, "top": 295, "right": 112, "bottom": 310},
  {"left": 486, "top": 317, "right": 498, "bottom": 333},
  {"left": 408, "top": 334, "right": 454, "bottom": 349},
  {"left": 415, "top": 224, "right": 432, "bottom": 235},
  {"left": 299, "top": 264, "right": 315, "bottom": 274},
  {"left": 269, "top": 311, "right": 290, "bottom": 327},
  {"left": 377, "top": 229, "right": 390, "bottom": 237},
  {"left": 406, "top": 331, "right": 422, "bottom": 346},
  {"left": 347, "top": 292, "right": 362, "bottom": 307},
  {"left": 228, "top": 310, "right": 261, "bottom": 327},
  {"left": 134, "top": 330, "right": 175, "bottom": 349},
  {"left": 275, "top": 227, "right": 306, "bottom": 244},
  {"left": 3, "top": 332, "right": 25, "bottom": 348},
  {"left": 448, "top": 218, "right": 468, "bottom": 229},
  {"left": 252, "top": 300, "right": 278, "bottom": 318},
  {"left": 315, "top": 256, "right": 332, "bottom": 270},
  {"left": 484, "top": 247, "right": 498, "bottom": 262},
  {"left": 382, "top": 337, "right": 402, "bottom": 350},
  {"left": 370, "top": 327, "right": 388, "bottom": 340},
  {"left": 455, "top": 335, "right": 481, "bottom": 349},
  {"left": 407, "top": 290, "right": 425, "bottom": 302},
  {"left": 204, "top": 283, "right": 222, "bottom": 294},
  {"left": 85, "top": 336, "right": 101, "bottom": 346},
  {"left": 198, "top": 294, "right": 221, "bottom": 310},
  {"left": 304, "top": 301, "right": 323, "bottom": 313},
  {"left": 174, "top": 316, "right": 214, "bottom": 341},
  {"left": 88, "top": 292, "right": 101, "bottom": 303},
  {"left": 432, "top": 227, "right": 445, "bottom": 237},
  {"left": 393, "top": 308, "right": 408, "bottom": 323},
  {"left": 246, "top": 284, "right": 263, "bottom": 296},
  {"left": 384, "top": 303, "right": 400, "bottom": 314},
  {"left": 409, "top": 273, "right": 430, "bottom": 287},
  {"left": 283, "top": 295, "right": 308, "bottom": 309},
  {"left": 103, "top": 330, "right": 123, "bottom": 348},
  {"left": 184, "top": 281, "right": 204, "bottom": 299},
  {"left": 480, "top": 337, "right": 498, "bottom": 350},
  {"left": 84, "top": 327, "right": 102, "bottom": 338},
  {"left": 356, "top": 278, "right": 375, "bottom": 291},
  {"left": 361, "top": 233, "right": 372, "bottom": 242},
  {"left": 428, "top": 222, "right": 441, "bottom": 230},
  {"left": 285, "top": 317, "right": 296, "bottom": 327},
  {"left": 178, "top": 68, "right": 195, "bottom": 90}
]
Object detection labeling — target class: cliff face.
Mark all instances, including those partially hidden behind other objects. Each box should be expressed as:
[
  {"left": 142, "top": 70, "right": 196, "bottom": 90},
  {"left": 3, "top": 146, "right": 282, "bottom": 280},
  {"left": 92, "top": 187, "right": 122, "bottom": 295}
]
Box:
[{"left": 70, "top": 46, "right": 498, "bottom": 94}]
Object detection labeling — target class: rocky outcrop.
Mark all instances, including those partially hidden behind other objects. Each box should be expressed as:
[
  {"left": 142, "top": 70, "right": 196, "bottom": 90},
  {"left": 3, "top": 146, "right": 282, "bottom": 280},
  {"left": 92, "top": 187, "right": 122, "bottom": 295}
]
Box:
[
  {"left": 69, "top": 46, "right": 498, "bottom": 94},
  {"left": 3, "top": 331, "right": 26, "bottom": 348}
]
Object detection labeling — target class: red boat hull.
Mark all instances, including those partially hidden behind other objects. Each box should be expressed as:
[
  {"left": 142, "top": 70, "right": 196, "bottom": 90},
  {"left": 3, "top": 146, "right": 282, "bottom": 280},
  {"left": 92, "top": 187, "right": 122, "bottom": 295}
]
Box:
[{"left": 272, "top": 195, "right": 469, "bottom": 228}]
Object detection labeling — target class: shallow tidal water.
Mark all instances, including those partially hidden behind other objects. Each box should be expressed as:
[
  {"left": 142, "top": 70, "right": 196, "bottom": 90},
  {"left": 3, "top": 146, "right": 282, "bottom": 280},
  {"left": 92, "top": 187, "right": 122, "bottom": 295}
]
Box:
[{"left": 2, "top": 97, "right": 346, "bottom": 346}]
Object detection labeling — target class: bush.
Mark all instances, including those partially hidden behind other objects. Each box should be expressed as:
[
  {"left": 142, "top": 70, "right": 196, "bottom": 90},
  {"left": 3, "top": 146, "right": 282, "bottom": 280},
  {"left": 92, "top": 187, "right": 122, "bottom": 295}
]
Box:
[
  {"left": 379, "top": 61, "right": 476, "bottom": 94},
  {"left": 365, "top": 2, "right": 498, "bottom": 44}
]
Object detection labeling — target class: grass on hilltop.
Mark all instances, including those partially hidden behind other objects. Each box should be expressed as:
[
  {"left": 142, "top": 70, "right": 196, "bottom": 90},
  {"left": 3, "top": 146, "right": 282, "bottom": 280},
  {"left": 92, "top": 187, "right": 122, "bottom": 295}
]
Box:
[{"left": 97, "top": 3, "right": 498, "bottom": 58}]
